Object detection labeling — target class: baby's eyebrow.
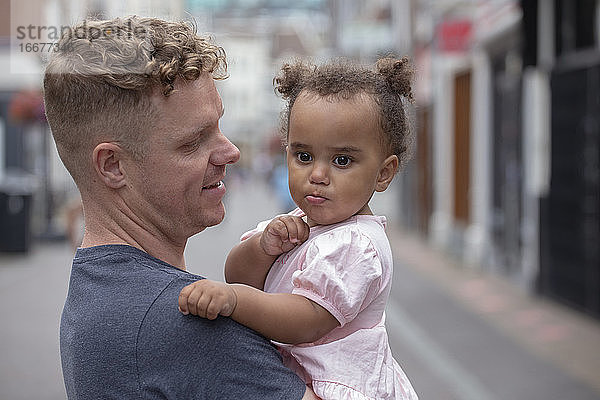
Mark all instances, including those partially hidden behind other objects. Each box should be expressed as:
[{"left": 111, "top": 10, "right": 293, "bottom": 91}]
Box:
[
  {"left": 289, "top": 142, "right": 311, "bottom": 150},
  {"left": 329, "top": 146, "right": 362, "bottom": 153},
  {"left": 289, "top": 143, "right": 362, "bottom": 153}
]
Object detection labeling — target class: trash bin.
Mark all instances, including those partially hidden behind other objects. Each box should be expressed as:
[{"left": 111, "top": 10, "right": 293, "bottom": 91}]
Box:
[{"left": 0, "top": 171, "right": 37, "bottom": 252}]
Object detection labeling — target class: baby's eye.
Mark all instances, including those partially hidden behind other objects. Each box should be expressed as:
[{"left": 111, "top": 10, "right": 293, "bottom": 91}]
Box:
[
  {"left": 333, "top": 155, "right": 351, "bottom": 166},
  {"left": 297, "top": 152, "right": 312, "bottom": 162}
]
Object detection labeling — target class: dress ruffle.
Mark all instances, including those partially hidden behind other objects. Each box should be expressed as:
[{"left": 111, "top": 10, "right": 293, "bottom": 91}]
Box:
[{"left": 312, "top": 380, "right": 376, "bottom": 400}]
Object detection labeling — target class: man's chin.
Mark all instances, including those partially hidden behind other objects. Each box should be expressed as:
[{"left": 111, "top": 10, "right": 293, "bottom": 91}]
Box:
[{"left": 193, "top": 207, "right": 226, "bottom": 233}]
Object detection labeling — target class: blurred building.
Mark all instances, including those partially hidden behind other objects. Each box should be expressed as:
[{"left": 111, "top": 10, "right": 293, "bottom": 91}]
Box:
[
  {"left": 3, "top": 0, "right": 599, "bottom": 322},
  {"left": 1, "top": 0, "right": 332, "bottom": 248},
  {"left": 1, "top": 0, "right": 51, "bottom": 251},
  {"left": 1, "top": 0, "right": 186, "bottom": 248},
  {"left": 405, "top": 0, "right": 600, "bottom": 319},
  {"left": 329, "top": 0, "right": 412, "bottom": 57},
  {"left": 531, "top": 0, "right": 599, "bottom": 319},
  {"left": 186, "top": 0, "right": 332, "bottom": 171}
]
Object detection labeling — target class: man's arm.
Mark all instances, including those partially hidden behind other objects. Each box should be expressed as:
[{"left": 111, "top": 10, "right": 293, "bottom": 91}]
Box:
[{"left": 179, "top": 280, "right": 340, "bottom": 344}]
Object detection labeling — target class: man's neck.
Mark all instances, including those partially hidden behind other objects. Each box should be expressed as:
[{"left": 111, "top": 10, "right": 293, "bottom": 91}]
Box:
[{"left": 81, "top": 205, "right": 187, "bottom": 269}]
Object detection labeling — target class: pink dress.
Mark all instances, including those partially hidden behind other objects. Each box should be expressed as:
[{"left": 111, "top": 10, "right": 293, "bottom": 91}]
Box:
[{"left": 241, "top": 208, "right": 418, "bottom": 400}]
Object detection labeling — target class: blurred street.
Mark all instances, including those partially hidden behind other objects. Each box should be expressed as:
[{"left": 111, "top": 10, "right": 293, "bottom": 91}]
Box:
[
  {"left": 1, "top": 175, "right": 599, "bottom": 400},
  {"left": 1, "top": 1, "right": 599, "bottom": 399}
]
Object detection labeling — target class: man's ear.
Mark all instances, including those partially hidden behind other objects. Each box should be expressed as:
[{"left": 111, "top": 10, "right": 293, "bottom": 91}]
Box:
[
  {"left": 92, "top": 143, "right": 128, "bottom": 189},
  {"left": 375, "top": 155, "right": 399, "bottom": 192}
]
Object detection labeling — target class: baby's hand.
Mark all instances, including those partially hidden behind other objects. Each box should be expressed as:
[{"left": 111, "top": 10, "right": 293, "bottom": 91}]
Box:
[
  {"left": 178, "top": 280, "right": 237, "bottom": 320},
  {"left": 260, "top": 215, "right": 310, "bottom": 256}
]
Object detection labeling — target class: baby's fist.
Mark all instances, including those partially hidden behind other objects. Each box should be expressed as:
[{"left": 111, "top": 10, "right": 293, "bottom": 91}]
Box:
[
  {"left": 260, "top": 215, "right": 310, "bottom": 256},
  {"left": 179, "top": 280, "right": 238, "bottom": 320}
]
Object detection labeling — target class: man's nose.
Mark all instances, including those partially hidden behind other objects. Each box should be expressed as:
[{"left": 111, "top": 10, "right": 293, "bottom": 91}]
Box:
[
  {"left": 309, "top": 161, "right": 329, "bottom": 185},
  {"left": 212, "top": 132, "right": 240, "bottom": 166}
]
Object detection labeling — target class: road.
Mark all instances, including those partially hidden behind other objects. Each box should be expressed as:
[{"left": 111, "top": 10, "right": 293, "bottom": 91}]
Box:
[{"left": 1, "top": 175, "right": 599, "bottom": 399}]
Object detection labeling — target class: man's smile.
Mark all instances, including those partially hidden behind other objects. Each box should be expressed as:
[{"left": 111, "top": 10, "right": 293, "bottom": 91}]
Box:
[{"left": 202, "top": 181, "right": 223, "bottom": 190}]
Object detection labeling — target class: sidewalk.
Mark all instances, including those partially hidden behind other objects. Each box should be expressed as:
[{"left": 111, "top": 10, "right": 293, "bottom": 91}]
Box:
[
  {"left": 387, "top": 227, "right": 600, "bottom": 399},
  {"left": 0, "top": 242, "right": 71, "bottom": 400}
]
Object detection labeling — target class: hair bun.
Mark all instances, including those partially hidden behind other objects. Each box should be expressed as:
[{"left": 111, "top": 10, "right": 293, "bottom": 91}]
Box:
[
  {"left": 274, "top": 61, "right": 311, "bottom": 99},
  {"left": 376, "top": 56, "right": 414, "bottom": 103}
]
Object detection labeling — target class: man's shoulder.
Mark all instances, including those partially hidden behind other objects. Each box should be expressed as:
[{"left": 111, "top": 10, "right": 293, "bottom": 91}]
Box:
[
  {"left": 73, "top": 244, "right": 201, "bottom": 282},
  {"left": 65, "top": 245, "right": 306, "bottom": 399},
  {"left": 138, "top": 277, "right": 271, "bottom": 350},
  {"left": 63, "top": 244, "right": 203, "bottom": 344},
  {"left": 136, "top": 276, "right": 307, "bottom": 399}
]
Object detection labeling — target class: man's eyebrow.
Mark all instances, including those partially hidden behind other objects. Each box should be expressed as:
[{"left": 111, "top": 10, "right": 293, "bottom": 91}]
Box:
[{"left": 181, "top": 107, "right": 225, "bottom": 139}]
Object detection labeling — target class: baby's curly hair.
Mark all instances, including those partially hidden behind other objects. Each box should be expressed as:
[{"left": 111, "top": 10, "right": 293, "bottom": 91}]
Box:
[
  {"left": 274, "top": 56, "right": 414, "bottom": 167},
  {"left": 43, "top": 16, "right": 226, "bottom": 184}
]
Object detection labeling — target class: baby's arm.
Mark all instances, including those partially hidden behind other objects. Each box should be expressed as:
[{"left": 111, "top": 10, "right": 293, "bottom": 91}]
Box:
[
  {"left": 225, "top": 215, "right": 309, "bottom": 289},
  {"left": 179, "top": 280, "right": 340, "bottom": 345}
]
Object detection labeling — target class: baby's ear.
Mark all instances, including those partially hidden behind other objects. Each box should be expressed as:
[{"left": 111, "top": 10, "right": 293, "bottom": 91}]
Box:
[{"left": 375, "top": 155, "right": 399, "bottom": 192}]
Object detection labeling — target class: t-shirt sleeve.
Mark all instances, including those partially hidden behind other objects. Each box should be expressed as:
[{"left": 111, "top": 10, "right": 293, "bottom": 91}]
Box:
[
  {"left": 290, "top": 228, "right": 384, "bottom": 326},
  {"left": 136, "top": 278, "right": 306, "bottom": 400}
]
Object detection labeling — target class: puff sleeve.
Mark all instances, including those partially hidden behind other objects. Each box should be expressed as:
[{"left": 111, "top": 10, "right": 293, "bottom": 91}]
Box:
[
  {"left": 240, "top": 208, "right": 305, "bottom": 241},
  {"left": 290, "top": 228, "right": 384, "bottom": 326},
  {"left": 240, "top": 219, "right": 271, "bottom": 241}
]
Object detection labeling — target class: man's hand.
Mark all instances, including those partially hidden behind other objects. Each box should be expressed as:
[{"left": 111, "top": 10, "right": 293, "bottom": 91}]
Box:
[
  {"left": 260, "top": 215, "right": 310, "bottom": 256},
  {"left": 178, "top": 280, "right": 238, "bottom": 320}
]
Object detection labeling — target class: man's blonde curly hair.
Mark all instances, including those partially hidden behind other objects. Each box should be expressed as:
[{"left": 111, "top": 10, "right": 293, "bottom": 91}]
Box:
[{"left": 43, "top": 16, "right": 227, "bottom": 185}]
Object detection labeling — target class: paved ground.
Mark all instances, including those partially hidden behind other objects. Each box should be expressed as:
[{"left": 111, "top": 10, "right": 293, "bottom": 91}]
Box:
[
  {"left": 386, "top": 229, "right": 600, "bottom": 400},
  {"left": 1, "top": 175, "right": 599, "bottom": 399}
]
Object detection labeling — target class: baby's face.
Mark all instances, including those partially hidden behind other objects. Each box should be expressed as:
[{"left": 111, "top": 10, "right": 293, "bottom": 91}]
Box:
[{"left": 286, "top": 92, "right": 392, "bottom": 226}]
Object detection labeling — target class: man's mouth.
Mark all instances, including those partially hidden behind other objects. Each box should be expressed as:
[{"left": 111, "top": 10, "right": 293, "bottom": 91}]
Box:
[{"left": 203, "top": 181, "right": 223, "bottom": 190}]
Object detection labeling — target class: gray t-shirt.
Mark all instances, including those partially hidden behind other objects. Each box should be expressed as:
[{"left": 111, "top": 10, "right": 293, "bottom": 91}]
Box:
[{"left": 60, "top": 244, "right": 305, "bottom": 399}]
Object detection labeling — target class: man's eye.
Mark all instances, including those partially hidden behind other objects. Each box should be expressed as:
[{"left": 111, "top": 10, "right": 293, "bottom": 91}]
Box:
[
  {"left": 333, "top": 155, "right": 351, "bottom": 166},
  {"left": 181, "top": 135, "right": 205, "bottom": 153},
  {"left": 182, "top": 142, "right": 200, "bottom": 152},
  {"left": 297, "top": 152, "right": 312, "bottom": 162}
]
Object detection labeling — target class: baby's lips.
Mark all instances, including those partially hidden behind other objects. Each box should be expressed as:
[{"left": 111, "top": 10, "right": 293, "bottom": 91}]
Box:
[{"left": 306, "top": 195, "right": 326, "bottom": 205}]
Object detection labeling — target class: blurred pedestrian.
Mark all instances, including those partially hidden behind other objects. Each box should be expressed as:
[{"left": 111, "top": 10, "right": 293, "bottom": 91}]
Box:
[
  {"left": 179, "top": 57, "right": 418, "bottom": 399},
  {"left": 43, "top": 16, "right": 318, "bottom": 400},
  {"left": 269, "top": 156, "right": 296, "bottom": 212}
]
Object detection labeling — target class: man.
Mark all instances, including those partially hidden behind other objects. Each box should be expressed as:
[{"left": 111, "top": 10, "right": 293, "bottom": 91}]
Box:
[{"left": 44, "top": 17, "right": 317, "bottom": 399}]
